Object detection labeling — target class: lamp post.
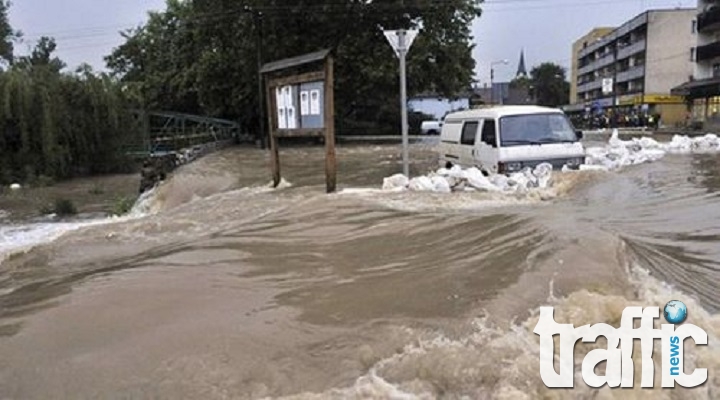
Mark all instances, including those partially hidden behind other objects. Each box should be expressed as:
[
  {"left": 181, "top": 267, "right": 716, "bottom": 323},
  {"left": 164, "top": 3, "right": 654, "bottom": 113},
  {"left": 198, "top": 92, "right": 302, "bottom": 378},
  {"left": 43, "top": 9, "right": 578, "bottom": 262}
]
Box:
[{"left": 490, "top": 59, "right": 509, "bottom": 105}]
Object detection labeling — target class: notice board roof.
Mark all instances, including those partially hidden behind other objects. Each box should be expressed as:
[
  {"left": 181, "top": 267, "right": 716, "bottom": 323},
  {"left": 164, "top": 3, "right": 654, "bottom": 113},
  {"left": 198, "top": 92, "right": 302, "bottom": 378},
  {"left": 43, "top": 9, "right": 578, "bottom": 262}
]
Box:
[{"left": 260, "top": 49, "right": 332, "bottom": 74}]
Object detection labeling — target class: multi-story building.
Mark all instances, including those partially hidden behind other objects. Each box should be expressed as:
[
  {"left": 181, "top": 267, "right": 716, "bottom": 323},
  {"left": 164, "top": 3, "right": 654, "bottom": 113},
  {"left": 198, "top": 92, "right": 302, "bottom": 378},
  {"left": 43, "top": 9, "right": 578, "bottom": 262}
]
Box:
[
  {"left": 570, "top": 28, "right": 615, "bottom": 105},
  {"left": 672, "top": 1, "right": 720, "bottom": 128},
  {"left": 569, "top": 9, "right": 695, "bottom": 126}
]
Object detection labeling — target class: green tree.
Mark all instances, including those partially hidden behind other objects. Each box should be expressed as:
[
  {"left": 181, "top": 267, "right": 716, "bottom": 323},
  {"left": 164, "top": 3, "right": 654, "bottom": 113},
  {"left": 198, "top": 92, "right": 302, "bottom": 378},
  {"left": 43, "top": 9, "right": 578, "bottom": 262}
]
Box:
[
  {"left": 528, "top": 62, "right": 569, "bottom": 108},
  {"left": 106, "top": 0, "right": 484, "bottom": 135},
  {"left": 0, "top": 41, "right": 139, "bottom": 183},
  {"left": 15, "top": 37, "right": 66, "bottom": 72},
  {"left": 0, "top": 0, "right": 18, "bottom": 67}
]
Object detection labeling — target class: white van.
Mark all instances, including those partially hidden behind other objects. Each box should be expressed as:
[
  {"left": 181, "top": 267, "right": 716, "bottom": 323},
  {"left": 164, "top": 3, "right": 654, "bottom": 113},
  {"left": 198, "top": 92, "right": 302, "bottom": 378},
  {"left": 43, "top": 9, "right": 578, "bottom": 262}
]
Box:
[{"left": 437, "top": 106, "right": 585, "bottom": 174}]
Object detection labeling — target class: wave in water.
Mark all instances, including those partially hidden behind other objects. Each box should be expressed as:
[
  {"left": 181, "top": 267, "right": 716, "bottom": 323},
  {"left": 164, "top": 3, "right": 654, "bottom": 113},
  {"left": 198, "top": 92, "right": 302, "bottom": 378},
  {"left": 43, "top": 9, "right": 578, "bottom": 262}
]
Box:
[{"left": 273, "top": 266, "right": 720, "bottom": 400}]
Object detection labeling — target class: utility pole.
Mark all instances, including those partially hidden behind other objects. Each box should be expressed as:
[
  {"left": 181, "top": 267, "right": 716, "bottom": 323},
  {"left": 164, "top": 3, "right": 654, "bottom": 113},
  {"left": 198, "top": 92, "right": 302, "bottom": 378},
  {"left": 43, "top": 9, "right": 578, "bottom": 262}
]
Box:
[
  {"left": 490, "top": 68, "right": 494, "bottom": 105},
  {"left": 384, "top": 29, "right": 418, "bottom": 177},
  {"left": 490, "top": 60, "right": 509, "bottom": 106},
  {"left": 246, "top": 7, "right": 267, "bottom": 149},
  {"left": 612, "top": 37, "right": 619, "bottom": 128}
]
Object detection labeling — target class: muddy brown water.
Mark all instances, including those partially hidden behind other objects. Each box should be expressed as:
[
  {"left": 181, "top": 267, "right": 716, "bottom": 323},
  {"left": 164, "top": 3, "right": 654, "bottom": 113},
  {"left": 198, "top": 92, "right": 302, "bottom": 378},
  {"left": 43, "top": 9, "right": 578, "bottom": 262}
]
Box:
[
  {"left": 1, "top": 139, "right": 719, "bottom": 399},
  {"left": 0, "top": 173, "right": 139, "bottom": 221}
]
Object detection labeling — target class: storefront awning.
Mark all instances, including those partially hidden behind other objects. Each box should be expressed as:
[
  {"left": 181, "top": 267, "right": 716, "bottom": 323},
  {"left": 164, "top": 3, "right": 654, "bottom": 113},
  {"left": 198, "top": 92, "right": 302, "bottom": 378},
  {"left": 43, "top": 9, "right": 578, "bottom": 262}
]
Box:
[{"left": 671, "top": 77, "right": 720, "bottom": 98}]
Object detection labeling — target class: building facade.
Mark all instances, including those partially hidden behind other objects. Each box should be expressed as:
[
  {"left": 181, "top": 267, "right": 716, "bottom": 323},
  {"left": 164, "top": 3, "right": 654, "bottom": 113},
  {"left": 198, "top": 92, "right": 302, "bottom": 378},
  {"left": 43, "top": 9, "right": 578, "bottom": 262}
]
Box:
[
  {"left": 569, "top": 9, "right": 695, "bottom": 126},
  {"left": 672, "top": 1, "right": 720, "bottom": 129},
  {"left": 570, "top": 28, "right": 615, "bottom": 105}
]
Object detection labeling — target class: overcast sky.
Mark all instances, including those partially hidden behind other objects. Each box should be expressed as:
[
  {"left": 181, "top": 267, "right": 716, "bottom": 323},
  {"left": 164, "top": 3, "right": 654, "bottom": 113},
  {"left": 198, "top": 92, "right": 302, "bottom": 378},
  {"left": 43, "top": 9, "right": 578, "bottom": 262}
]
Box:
[{"left": 10, "top": 0, "right": 696, "bottom": 82}]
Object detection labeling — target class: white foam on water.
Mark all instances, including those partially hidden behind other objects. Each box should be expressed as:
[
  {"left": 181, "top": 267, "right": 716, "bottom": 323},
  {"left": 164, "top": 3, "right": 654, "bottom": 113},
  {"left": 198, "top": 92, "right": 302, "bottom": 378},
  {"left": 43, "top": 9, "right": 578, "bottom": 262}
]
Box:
[
  {"left": 0, "top": 218, "right": 119, "bottom": 263},
  {"left": 0, "top": 191, "right": 163, "bottom": 264},
  {"left": 275, "top": 266, "right": 720, "bottom": 399},
  {"left": 0, "top": 178, "right": 297, "bottom": 262}
]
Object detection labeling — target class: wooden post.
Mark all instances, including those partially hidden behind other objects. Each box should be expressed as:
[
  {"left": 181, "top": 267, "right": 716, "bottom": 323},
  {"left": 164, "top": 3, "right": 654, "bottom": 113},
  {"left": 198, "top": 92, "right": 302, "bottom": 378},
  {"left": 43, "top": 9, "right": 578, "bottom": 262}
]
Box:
[
  {"left": 266, "top": 79, "right": 281, "bottom": 187},
  {"left": 324, "top": 55, "right": 336, "bottom": 193}
]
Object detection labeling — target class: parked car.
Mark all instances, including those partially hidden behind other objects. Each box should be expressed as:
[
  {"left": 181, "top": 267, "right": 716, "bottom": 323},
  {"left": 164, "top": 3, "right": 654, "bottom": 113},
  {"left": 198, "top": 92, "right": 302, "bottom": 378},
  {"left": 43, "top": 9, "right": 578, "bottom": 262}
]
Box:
[
  {"left": 437, "top": 106, "right": 585, "bottom": 174},
  {"left": 420, "top": 120, "right": 443, "bottom": 135}
]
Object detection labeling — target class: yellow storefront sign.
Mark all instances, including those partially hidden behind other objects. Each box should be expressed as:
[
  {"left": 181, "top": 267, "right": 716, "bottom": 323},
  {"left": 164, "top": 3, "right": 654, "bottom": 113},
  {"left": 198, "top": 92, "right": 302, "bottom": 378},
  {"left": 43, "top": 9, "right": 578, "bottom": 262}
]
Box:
[
  {"left": 617, "top": 94, "right": 684, "bottom": 106},
  {"left": 642, "top": 94, "right": 684, "bottom": 104}
]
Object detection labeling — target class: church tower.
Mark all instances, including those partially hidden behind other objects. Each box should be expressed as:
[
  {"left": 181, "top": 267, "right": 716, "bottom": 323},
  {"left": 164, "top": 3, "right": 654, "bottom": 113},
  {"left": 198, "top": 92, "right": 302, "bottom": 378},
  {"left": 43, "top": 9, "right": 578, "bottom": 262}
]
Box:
[{"left": 516, "top": 49, "right": 527, "bottom": 78}]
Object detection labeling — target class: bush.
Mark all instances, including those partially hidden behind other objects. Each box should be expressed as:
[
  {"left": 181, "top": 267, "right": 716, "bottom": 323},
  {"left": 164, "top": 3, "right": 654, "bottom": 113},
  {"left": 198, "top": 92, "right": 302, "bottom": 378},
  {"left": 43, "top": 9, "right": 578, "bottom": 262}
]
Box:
[
  {"left": 34, "top": 175, "right": 55, "bottom": 187},
  {"left": 40, "top": 198, "right": 77, "bottom": 216},
  {"left": 53, "top": 198, "right": 77, "bottom": 216},
  {"left": 39, "top": 203, "right": 54, "bottom": 215},
  {"left": 88, "top": 184, "right": 105, "bottom": 195},
  {"left": 110, "top": 196, "right": 135, "bottom": 216}
]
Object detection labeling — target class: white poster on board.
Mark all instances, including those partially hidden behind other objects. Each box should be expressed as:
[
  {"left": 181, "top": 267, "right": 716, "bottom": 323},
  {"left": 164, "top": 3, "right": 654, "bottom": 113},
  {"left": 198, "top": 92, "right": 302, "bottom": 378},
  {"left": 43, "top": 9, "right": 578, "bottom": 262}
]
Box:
[
  {"left": 310, "top": 90, "right": 320, "bottom": 115},
  {"left": 276, "top": 87, "right": 286, "bottom": 129},
  {"left": 284, "top": 86, "right": 297, "bottom": 129},
  {"left": 300, "top": 91, "right": 310, "bottom": 116}
]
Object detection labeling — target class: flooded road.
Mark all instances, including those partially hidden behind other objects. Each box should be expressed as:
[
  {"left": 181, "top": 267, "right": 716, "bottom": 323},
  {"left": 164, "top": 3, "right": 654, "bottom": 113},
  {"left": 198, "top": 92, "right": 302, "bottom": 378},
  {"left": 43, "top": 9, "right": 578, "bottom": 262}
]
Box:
[{"left": 1, "top": 139, "right": 719, "bottom": 399}]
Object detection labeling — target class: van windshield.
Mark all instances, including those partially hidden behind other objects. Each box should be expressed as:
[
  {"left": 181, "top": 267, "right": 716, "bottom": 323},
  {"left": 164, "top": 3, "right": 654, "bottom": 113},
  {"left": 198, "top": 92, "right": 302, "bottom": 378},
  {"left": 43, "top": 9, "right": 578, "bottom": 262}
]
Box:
[{"left": 499, "top": 113, "right": 577, "bottom": 146}]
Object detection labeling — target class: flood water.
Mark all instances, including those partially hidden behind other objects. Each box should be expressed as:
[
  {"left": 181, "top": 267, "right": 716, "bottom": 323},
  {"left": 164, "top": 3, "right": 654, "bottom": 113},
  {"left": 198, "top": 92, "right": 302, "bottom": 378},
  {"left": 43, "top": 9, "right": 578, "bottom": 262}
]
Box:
[{"left": 1, "top": 139, "right": 719, "bottom": 399}]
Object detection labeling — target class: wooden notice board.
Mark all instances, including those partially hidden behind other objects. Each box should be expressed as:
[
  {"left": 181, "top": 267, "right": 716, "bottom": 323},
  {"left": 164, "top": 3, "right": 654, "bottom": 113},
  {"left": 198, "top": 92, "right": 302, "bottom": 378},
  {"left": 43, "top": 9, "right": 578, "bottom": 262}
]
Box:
[{"left": 260, "top": 49, "right": 336, "bottom": 193}]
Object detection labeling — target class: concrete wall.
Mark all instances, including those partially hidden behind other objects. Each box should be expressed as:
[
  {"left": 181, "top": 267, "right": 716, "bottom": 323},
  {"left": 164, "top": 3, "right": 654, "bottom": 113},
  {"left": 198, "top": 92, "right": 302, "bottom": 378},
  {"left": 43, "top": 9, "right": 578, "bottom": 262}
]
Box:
[{"left": 645, "top": 9, "right": 696, "bottom": 94}]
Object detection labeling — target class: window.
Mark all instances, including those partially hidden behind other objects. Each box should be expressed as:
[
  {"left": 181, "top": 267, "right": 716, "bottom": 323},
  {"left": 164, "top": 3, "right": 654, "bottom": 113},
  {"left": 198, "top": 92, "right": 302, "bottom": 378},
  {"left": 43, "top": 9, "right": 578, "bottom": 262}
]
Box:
[
  {"left": 499, "top": 114, "right": 577, "bottom": 146},
  {"left": 691, "top": 48, "right": 696, "bottom": 62},
  {"left": 460, "top": 121, "right": 478, "bottom": 145},
  {"left": 692, "top": 20, "right": 697, "bottom": 34},
  {"left": 481, "top": 119, "right": 497, "bottom": 147}
]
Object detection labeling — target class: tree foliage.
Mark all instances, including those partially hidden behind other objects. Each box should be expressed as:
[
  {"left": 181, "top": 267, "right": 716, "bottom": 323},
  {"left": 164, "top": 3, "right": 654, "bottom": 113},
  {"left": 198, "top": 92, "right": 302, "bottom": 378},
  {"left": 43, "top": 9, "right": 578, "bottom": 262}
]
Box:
[
  {"left": 106, "top": 0, "right": 484, "bottom": 135},
  {"left": 0, "top": 41, "right": 139, "bottom": 184},
  {"left": 528, "top": 62, "right": 569, "bottom": 108},
  {"left": 0, "top": 0, "right": 17, "bottom": 67}
]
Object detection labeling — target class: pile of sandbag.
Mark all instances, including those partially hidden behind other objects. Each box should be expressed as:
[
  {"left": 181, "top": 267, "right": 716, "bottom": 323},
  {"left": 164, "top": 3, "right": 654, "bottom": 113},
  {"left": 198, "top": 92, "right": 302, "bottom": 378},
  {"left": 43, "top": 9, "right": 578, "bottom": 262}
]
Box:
[
  {"left": 585, "top": 130, "right": 720, "bottom": 171},
  {"left": 382, "top": 163, "right": 554, "bottom": 194}
]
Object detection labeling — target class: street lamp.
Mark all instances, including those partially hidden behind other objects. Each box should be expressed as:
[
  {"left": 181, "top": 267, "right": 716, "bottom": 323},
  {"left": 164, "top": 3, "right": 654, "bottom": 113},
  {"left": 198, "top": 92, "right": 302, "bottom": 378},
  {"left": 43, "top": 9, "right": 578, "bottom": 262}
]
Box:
[{"left": 490, "top": 59, "right": 509, "bottom": 105}]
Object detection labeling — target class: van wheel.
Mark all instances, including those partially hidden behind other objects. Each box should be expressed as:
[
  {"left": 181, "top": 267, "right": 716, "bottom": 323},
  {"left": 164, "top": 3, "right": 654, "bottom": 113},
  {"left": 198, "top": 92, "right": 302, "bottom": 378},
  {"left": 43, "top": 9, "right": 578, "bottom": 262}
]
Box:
[
  {"left": 445, "top": 162, "right": 453, "bottom": 169},
  {"left": 428, "top": 130, "right": 438, "bottom": 136},
  {"left": 481, "top": 169, "right": 490, "bottom": 177}
]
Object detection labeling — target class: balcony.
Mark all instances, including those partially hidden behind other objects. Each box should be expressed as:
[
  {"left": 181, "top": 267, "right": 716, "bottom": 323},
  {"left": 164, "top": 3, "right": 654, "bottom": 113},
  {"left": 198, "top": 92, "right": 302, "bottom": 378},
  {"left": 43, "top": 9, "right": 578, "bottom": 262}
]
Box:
[
  {"left": 617, "top": 39, "right": 646, "bottom": 60},
  {"left": 698, "top": 7, "right": 720, "bottom": 33},
  {"left": 578, "top": 63, "right": 595, "bottom": 76},
  {"left": 577, "top": 79, "right": 602, "bottom": 94},
  {"left": 592, "top": 53, "right": 616, "bottom": 70},
  {"left": 696, "top": 40, "right": 720, "bottom": 62},
  {"left": 617, "top": 65, "right": 645, "bottom": 83}
]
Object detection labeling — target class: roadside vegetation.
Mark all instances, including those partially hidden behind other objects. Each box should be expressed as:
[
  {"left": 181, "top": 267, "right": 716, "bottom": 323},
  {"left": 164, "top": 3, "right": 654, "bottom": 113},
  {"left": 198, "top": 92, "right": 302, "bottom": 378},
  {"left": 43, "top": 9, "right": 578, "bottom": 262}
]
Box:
[
  {"left": 0, "top": 0, "right": 484, "bottom": 186},
  {"left": 39, "top": 198, "right": 78, "bottom": 216}
]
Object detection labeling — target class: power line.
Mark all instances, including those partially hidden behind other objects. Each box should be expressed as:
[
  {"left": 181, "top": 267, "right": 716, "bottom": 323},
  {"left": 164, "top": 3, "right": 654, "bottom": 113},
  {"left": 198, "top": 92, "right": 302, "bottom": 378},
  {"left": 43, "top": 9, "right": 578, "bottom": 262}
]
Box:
[{"left": 20, "top": 0, "right": 692, "bottom": 43}]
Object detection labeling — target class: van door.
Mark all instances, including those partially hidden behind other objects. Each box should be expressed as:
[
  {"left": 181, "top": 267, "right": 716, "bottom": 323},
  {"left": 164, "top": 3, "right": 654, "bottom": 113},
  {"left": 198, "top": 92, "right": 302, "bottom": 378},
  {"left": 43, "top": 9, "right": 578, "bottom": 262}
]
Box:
[
  {"left": 459, "top": 120, "right": 479, "bottom": 166},
  {"left": 475, "top": 118, "right": 499, "bottom": 174}
]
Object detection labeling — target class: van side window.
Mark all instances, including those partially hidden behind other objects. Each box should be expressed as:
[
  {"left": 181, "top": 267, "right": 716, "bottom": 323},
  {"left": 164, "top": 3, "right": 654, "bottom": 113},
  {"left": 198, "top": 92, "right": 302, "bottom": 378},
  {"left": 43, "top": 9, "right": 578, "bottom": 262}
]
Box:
[
  {"left": 481, "top": 119, "right": 497, "bottom": 147},
  {"left": 460, "top": 121, "right": 478, "bottom": 145}
]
